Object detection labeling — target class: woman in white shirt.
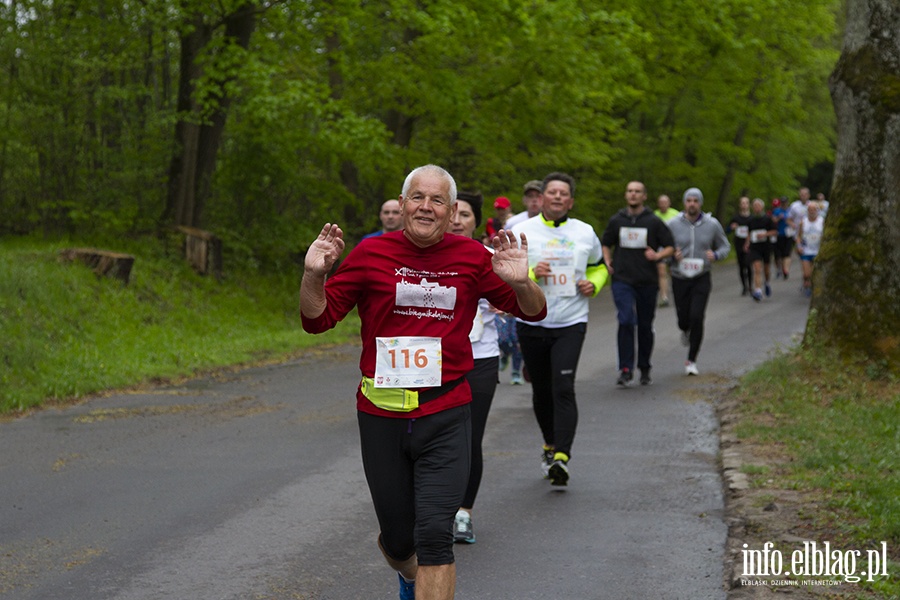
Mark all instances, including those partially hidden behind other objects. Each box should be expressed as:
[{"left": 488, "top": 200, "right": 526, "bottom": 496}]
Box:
[
  {"left": 796, "top": 202, "right": 825, "bottom": 298},
  {"left": 448, "top": 191, "right": 499, "bottom": 544}
]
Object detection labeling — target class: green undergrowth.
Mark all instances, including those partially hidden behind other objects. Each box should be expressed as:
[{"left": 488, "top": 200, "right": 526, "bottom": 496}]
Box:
[
  {"left": 0, "top": 236, "right": 360, "bottom": 414},
  {"left": 735, "top": 346, "right": 900, "bottom": 598}
]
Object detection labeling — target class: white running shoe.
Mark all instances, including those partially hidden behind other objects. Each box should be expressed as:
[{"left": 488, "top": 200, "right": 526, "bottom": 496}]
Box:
[
  {"left": 541, "top": 447, "right": 554, "bottom": 479},
  {"left": 685, "top": 361, "right": 699, "bottom": 376},
  {"left": 453, "top": 509, "right": 475, "bottom": 544}
]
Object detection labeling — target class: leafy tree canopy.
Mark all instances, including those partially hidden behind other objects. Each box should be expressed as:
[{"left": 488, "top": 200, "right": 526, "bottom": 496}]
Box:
[{"left": 0, "top": 0, "right": 840, "bottom": 264}]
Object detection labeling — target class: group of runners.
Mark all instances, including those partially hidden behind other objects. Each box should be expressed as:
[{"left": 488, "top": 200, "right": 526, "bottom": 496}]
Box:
[
  {"left": 726, "top": 187, "right": 827, "bottom": 300},
  {"left": 300, "top": 166, "right": 823, "bottom": 600}
]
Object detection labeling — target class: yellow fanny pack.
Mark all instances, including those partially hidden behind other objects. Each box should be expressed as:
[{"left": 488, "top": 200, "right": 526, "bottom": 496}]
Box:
[
  {"left": 360, "top": 376, "right": 420, "bottom": 412},
  {"left": 359, "top": 376, "right": 467, "bottom": 413}
]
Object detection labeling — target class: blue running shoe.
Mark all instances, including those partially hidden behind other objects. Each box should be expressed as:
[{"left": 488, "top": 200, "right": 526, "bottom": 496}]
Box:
[
  {"left": 398, "top": 573, "right": 415, "bottom": 600},
  {"left": 764, "top": 283, "right": 772, "bottom": 297}
]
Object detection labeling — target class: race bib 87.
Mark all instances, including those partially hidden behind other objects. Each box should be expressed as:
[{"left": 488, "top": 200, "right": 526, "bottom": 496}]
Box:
[{"left": 620, "top": 227, "right": 648, "bottom": 249}]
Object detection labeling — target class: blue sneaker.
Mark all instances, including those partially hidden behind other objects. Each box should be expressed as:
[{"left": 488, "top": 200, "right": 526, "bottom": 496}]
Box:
[
  {"left": 764, "top": 283, "right": 772, "bottom": 297},
  {"left": 398, "top": 573, "right": 415, "bottom": 600}
]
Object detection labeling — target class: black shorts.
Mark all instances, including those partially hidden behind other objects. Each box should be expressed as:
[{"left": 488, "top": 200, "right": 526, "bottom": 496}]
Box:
[
  {"left": 748, "top": 243, "right": 771, "bottom": 264},
  {"left": 358, "top": 404, "right": 471, "bottom": 566},
  {"left": 775, "top": 235, "right": 794, "bottom": 259}
]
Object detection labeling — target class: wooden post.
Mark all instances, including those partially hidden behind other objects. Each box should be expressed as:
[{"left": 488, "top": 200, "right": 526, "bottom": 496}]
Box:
[
  {"left": 176, "top": 226, "right": 222, "bottom": 278},
  {"left": 60, "top": 248, "right": 135, "bottom": 284}
]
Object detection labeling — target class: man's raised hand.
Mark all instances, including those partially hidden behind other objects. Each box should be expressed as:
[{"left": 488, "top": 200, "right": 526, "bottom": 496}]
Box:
[
  {"left": 304, "top": 223, "right": 345, "bottom": 277},
  {"left": 491, "top": 230, "right": 529, "bottom": 284}
]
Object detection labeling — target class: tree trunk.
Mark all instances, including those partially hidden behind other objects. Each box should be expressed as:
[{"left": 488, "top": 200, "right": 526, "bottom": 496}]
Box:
[
  {"left": 714, "top": 80, "right": 759, "bottom": 222},
  {"left": 0, "top": 0, "right": 16, "bottom": 212},
  {"left": 162, "top": 5, "right": 257, "bottom": 230},
  {"left": 713, "top": 121, "right": 748, "bottom": 222},
  {"left": 813, "top": 0, "right": 900, "bottom": 370},
  {"left": 193, "top": 6, "right": 256, "bottom": 226},
  {"left": 60, "top": 248, "right": 135, "bottom": 284},
  {"left": 162, "top": 14, "right": 209, "bottom": 229},
  {"left": 176, "top": 225, "right": 222, "bottom": 278},
  {"left": 324, "top": 22, "right": 362, "bottom": 227}
]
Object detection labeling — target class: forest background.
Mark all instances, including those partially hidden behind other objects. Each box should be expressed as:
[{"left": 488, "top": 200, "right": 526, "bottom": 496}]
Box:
[{"left": 0, "top": 0, "right": 840, "bottom": 267}]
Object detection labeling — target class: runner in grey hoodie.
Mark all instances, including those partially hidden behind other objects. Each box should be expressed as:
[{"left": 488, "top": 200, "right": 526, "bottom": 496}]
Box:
[{"left": 667, "top": 187, "right": 731, "bottom": 375}]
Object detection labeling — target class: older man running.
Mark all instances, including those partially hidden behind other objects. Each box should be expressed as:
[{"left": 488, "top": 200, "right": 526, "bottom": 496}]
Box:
[{"left": 300, "top": 164, "right": 546, "bottom": 600}]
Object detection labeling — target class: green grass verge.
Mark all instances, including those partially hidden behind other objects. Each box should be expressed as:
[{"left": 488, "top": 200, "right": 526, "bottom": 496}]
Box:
[
  {"left": 735, "top": 347, "right": 900, "bottom": 598},
  {"left": 0, "top": 236, "right": 360, "bottom": 413}
]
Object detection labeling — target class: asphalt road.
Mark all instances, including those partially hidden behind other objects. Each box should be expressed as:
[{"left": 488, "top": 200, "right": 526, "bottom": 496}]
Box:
[{"left": 0, "top": 261, "right": 812, "bottom": 600}]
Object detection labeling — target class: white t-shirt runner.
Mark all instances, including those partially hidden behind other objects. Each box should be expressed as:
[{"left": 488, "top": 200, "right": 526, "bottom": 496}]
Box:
[{"left": 511, "top": 215, "right": 603, "bottom": 328}]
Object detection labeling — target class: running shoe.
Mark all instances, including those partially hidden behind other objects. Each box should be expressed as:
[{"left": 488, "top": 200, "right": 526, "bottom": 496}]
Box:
[
  {"left": 783, "top": 270, "right": 789, "bottom": 280},
  {"left": 751, "top": 289, "right": 762, "bottom": 302},
  {"left": 541, "top": 446, "right": 554, "bottom": 479},
  {"left": 803, "top": 286, "right": 812, "bottom": 298},
  {"left": 685, "top": 361, "right": 699, "bottom": 376},
  {"left": 764, "top": 283, "right": 772, "bottom": 297},
  {"left": 680, "top": 330, "right": 690, "bottom": 347},
  {"left": 510, "top": 371, "right": 524, "bottom": 385},
  {"left": 658, "top": 297, "right": 669, "bottom": 308},
  {"left": 453, "top": 510, "right": 475, "bottom": 544},
  {"left": 548, "top": 452, "right": 569, "bottom": 486},
  {"left": 398, "top": 573, "right": 415, "bottom": 600},
  {"left": 616, "top": 368, "right": 633, "bottom": 387},
  {"left": 640, "top": 369, "right": 652, "bottom": 386},
  {"left": 499, "top": 354, "right": 509, "bottom": 372}
]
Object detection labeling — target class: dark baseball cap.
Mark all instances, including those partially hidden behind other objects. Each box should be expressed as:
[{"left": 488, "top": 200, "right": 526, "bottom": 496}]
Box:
[{"left": 523, "top": 180, "right": 543, "bottom": 194}]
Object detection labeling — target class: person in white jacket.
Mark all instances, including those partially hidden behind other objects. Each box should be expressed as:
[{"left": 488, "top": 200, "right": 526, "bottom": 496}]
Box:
[
  {"left": 667, "top": 187, "right": 731, "bottom": 375},
  {"left": 511, "top": 172, "right": 608, "bottom": 487}
]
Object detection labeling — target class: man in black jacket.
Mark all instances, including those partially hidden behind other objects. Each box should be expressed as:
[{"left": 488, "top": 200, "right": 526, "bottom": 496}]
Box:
[{"left": 601, "top": 181, "right": 675, "bottom": 386}]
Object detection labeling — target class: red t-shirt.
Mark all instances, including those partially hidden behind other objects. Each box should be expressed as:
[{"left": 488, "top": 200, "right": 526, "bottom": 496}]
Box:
[
  {"left": 301, "top": 231, "right": 546, "bottom": 417},
  {"left": 485, "top": 217, "right": 502, "bottom": 238}
]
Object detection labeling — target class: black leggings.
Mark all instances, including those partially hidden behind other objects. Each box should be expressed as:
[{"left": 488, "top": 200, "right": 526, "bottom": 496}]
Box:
[
  {"left": 672, "top": 272, "right": 712, "bottom": 362},
  {"left": 462, "top": 356, "right": 499, "bottom": 509},
  {"left": 358, "top": 404, "right": 471, "bottom": 566},
  {"left": 517, "top": 322, "right": 586, "bottom": 458},
  {"left": 734, "top": 240, "right": 751, "bottom": 290}
]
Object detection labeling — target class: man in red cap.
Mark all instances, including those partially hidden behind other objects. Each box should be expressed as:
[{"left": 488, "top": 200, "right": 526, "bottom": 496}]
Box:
[{"left": 485, "top": 196, "right": 511, "bottom": 237}]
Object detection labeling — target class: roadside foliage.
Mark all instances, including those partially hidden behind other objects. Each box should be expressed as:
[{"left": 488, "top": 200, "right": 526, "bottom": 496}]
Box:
[{"left": 0, "top": 0, "right": 839, "bottom": 254}]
